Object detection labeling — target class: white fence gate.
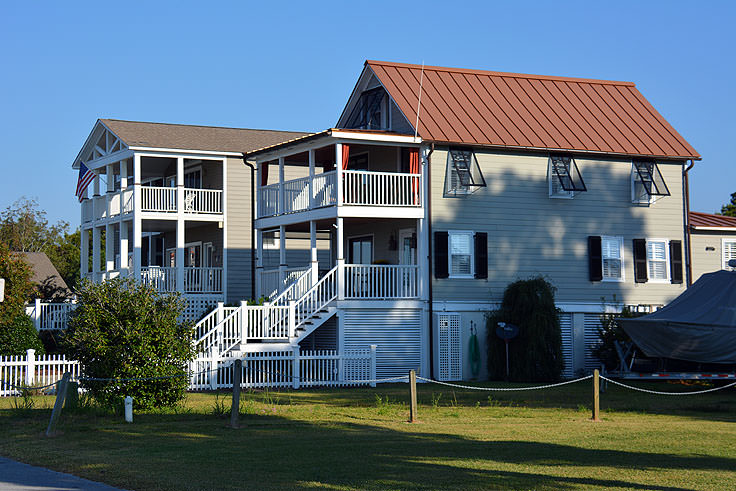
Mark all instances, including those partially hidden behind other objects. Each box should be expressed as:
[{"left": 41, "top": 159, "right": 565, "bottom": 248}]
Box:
[{"left": 0, "top": 349, "right": 81, "bottom": 397}]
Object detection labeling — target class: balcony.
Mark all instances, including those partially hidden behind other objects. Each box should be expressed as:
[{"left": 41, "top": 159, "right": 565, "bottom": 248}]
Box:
[
  {"left": 140, "top": 267, "right": 223, "bottom": 294},
  {"left": 257, "top": 170, "right": 422, "bottom": 219}
]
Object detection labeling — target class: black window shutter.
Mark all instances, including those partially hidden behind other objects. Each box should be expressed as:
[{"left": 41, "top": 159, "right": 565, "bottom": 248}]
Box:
[
  {"left": 474, "top": 232, "right": 488, "bottom": 279},
  {"left": 633, "top": 239, "right": 648, "bottom": 283},
  {"left": 588, "top": 236, "right": 602, "bottom": 281},
  {"left": 434, "top": 231, "right": 449, "bottom": 279},
  {"left": 670, "top": 240, "right": 683, "bottom": 284}
]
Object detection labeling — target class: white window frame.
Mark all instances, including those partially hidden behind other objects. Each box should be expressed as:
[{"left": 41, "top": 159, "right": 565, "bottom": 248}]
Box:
[
  {"left": 631, "top": 162, "right": 653, "bottom": 205},
  {"left": 601, "top": 235, "right": 624, "bottom": 282},
  {"left": 646, "top": 238, "right": 670, "bottom": 283},
  {"left": 723, "top": 239, "right": 736, "bottom": 271},
  {"left": 448, "top": 230, "right": 474, "bottom": 278},
  {"left": 548, "top": 158, "right": 574, "bottom": 199}
]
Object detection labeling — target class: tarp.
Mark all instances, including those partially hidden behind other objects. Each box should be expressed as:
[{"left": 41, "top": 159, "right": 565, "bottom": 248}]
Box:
[{"left": 619, "top": 271, "right": 736, "bottom": 363}]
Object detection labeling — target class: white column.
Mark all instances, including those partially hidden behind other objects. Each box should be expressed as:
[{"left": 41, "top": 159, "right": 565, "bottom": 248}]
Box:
[
  {"left": 119, "top": 160, "right": 128, "bottom": 275},
  {"left": 278, "top": 157, "right": 285, "bottom": 214},
  {"left": 278, "top": 225, "right": 286, "bottom": 292},
  {"left": 93, "top": 173, "right": 100, "bottom": 196},
  {"left": 105, "top": 223, "right": 114, "bottom": 275},
  {"left": 176, "top": 157, "right": 185, "bottom": 292},
  {"left": 308, "top": 149, "right": 315, "bottom": 209},
  {"left": 255, "top": 161, "right": 262, "bottom": 219},
  {"left": 133, "top": 154, "right": 142, "bottom": 281},
  {"left": 120, "top": 159, "right": 128, "bottom": 189},
  {"left": 310, "top": 220, "right": 318, "bottom": 287},
  {"left": 106, "top": 163, "right": 115, "bottom": 219},
  {"left": 255, "top": 229, "right": 264, "bottom": 299},
  {"left": 92, "top": 226, "right": 101, "bottom": 280},
  {"left": 335, "top": 143, "right": 343, "bottom": 206},
  {"left": 80, "top": 228, "right": 89, "bottom": 278},
  {"left": 336, "top": 217, "right": 344, "bottom": 300},
  {"left": 417, "top": 218, "right": 427, "bottom": 300}
]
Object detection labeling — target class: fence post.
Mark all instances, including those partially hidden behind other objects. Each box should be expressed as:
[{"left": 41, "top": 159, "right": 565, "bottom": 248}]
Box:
[
  {"left": 369, "top": 345, "right": 377, "bottom": 388},
  {"left": 240, "top": 300, "right": 248, "bottom": 344},
  {"left": 216, "top": 301, "right": 224, "bottom": 324},
  {"left": 33, "top": 298, "right": 42, "bottom": 330},
  {"left": 210, "top": 346, "right": 219, "bottom": 391},
  {"left": 46, "top": 372, "right": 70, "bottom": 437},
  {"left": 292, "top": 346, "right": 300, "bottom": 389},
  {"left": 288, "top": 300, "right": 296, "bottom": 339},
  {"left": 25, "top": 349, "right": 35, "bottom": 387},
  {"left": 408, "top": 369, "right": 418, "bottom": 423},
  {"left": 230, "top": 359, "right": 242, "bottom": 428},
  {"left": 592, "top": 369, "right": 601, "bottom": 422}
]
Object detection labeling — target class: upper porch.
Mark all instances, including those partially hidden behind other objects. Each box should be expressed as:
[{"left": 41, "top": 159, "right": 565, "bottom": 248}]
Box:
[{"left": 251, "top": 130, "right": 425, "bottom": 227}]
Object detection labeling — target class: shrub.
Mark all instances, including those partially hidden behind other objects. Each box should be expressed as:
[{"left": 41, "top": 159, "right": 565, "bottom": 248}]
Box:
[
  {"left": 65, "top": 277, "right": 196, "bottom": 410},
  {"left": 486, "top": 277, "right": 563, "bottom": 382},
  {"left": 0, "top": 314, "right": 45, "bottom": 356}
]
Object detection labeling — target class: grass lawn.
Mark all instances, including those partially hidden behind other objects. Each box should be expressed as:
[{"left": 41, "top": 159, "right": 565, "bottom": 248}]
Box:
[{"left": 1, "top": 380, "right": 735, "bottom": 490}]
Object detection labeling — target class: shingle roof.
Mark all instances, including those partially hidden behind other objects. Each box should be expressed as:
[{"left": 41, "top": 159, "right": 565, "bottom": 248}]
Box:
[
  {"left": 689, "top": 211, "right": 736, "bottom": 230},
  {"left": 367, "top": 60, "right": 699, "bottom": 160},
  {"left": 100, "top": 119, "right": 310, "bottom": 154},
  {"left": 18, "top": 252, "right": 72, "bottom": 299}
]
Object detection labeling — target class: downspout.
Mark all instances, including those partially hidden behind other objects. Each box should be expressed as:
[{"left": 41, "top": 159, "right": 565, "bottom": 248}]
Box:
[
  {"left": 683, "top": 159, "right": 695, "bottom": 286},
  {"left": 426, "top": 143, "right": 435, "bottom": 377},
  {"left": 241, "top": 153, "right": 256, "bottom": 299}
]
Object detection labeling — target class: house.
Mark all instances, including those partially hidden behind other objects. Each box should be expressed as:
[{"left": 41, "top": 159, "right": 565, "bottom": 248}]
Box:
[
  {"left": 72, "top": 119, "right": 315, "bottom": 321},
  {"left": 688, "top": 211, "right": 736, "bottom": 281},
  {"left": 19, "top": 252, "right": 72, "bottom": 301},
  {"left": 75, "top": 61, "right": 700, "bottom": 382}
]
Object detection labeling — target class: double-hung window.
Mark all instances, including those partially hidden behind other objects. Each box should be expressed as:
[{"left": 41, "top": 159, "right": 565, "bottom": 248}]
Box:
[
  {"left": 601, "top": 236, "right": 624, "bottom": 281},
  {"left": 723, "top": 239, "right": 736, "bottom": 271},
  {"left": 449, "top": 231, "right": 473, "bottom": 277},
  {"left": 646, "top": 239, "right": 670, "bottom": 282}
]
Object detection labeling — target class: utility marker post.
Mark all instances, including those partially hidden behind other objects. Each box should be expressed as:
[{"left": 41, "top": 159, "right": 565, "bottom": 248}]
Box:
[
  {"left": 230, "top": 359, "right": 242, "bottom": 428},
  {"left": 46, "top": 372, "right": 70, "bottom": 437},
  {"left": 408, "top": 370, "right": 418, "bottom": 423},
  {"left": 592, "top": 369, "right": 601, "bottom": 422}
]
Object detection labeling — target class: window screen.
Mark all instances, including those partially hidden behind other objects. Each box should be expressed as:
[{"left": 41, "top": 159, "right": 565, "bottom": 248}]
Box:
[
  {"left": 449, "top": 232, "right": 473, "bottom": 276},
  {"left": 647, "top": 240, "right": 669, "bottom": 281},
  {"left": 602, "top": 236, "right": 623, "bottom": 280}
]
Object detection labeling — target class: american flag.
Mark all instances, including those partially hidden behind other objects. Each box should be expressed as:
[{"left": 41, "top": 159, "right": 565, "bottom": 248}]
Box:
[{"left": 75, "top": 162, "right": 95, "bottom": 202}]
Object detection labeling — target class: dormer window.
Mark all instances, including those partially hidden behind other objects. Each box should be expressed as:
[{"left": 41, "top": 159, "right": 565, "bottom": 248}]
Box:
[
  {"left": 444, "top": 148, "right": 486, "bottom": 197},
  {"left": 632, "top": 160, "right": 670, "bottom": 204},
  {"left": 344, "top": 87, "right": 386, "bottom": 130},
  {"left": 548, "top": 155, "right": 586, "bottom": 199}
]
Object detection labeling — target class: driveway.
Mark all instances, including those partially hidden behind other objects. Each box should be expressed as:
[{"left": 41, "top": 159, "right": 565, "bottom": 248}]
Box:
[{"left": 0, "top": 457, "right": 124, "bottom": 490}]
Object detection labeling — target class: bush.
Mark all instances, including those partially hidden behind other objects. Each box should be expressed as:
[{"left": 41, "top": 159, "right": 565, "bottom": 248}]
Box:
[
  {"left": 0, "top": 314, "right": 45, "bottom": 356},
  {"left": 65, "top": 277, "right": 196, "bottom": 410},
  {"left": 486, "top": 277, "right": 564, "bottom": 382}
]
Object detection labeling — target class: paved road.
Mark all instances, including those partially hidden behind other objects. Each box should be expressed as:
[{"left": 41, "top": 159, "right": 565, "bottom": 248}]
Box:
[{"left": 0, "top": 457, "right": 124, "bottom": 490}]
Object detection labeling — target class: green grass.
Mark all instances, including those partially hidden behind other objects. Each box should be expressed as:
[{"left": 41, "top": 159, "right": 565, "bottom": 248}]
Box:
[{"left": 1, "top": 380, "right": 735, "bottom": 490}]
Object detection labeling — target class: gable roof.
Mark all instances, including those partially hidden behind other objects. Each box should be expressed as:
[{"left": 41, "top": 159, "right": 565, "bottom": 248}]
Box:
[
  {"left": 364, "top": 60, "right": 699, "bottom": 160},
  {"left": 689, "top": 211, "right": 736, "bottom": 230},
  {"left": 18, "top": 252, "right": 72, "bottom": 299},
  {"left": 99, "top": 119, "right": 309, "bottom": 154}
]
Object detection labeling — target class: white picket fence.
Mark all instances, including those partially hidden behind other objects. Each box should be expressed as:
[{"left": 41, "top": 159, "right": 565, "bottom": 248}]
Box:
[
  {"left": 0, "top": 349, "right": 81, "bottom": 397},
  {"left": 189, "top": 345, "right": 377, "bottom": 390},
  {"left": 25, "top": 300, "right": 76, "bottom": 331}
]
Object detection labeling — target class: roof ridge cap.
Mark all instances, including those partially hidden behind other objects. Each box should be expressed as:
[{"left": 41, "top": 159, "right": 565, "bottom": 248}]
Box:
[
  {"left": 365, "top": 60, "right": 636, "bottom": 87},
  {"left": 100, "top": 118, "right": 309, "bottom": 135}
]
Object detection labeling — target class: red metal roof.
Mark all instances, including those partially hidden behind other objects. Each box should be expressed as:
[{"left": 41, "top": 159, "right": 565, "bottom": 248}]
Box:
[
  {"left": 689, "top": 211, "right": 736, "bottom": 229},
  {"left": 367, "top": 60, "right": 699, "bottom": 160}
]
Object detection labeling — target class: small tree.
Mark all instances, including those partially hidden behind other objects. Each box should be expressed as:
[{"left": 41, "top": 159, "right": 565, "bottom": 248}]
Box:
[
  {"left": 65, "top": 277, "right": 196, "bottom": 409},
  {"left": 0, "top": 242, "right": 44, "bottom": 355},
  {"left": 719, "top": 192, "right": 736, "bottom": 217},
  {"left": 486, "top": 277, "right": 563, "bottom": 382}
]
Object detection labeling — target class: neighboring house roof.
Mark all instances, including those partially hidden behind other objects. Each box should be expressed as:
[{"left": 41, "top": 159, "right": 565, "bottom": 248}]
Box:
[
  {"left": 364, "top": 60, "right": 699, "bottom": 160},
  {"left": 689, "top": 211, "right": 736, "bottom": 231},
  {"left": 18, "top": 252, "right": 72, "bottom": 299},
  {"left": 99, "top": 119, "right": 310, "bottom": 154}
]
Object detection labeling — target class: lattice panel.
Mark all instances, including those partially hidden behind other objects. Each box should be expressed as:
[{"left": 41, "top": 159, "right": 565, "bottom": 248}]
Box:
[
  {"left": 438, "top": 313, "right": 462, "bottom": 381},
  {"left": 182, "top": 295, "right": 223, "bottom": 323}
]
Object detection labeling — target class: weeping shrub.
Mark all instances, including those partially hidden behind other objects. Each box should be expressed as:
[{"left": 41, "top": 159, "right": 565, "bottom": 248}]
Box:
[{"left": 486, "top": 277, "right": 563, "bottom": 381}]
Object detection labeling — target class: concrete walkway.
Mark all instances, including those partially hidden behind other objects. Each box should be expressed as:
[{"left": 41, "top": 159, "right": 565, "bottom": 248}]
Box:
[{"left": 0, "top": 457, "right": 124, "bottom": 490}]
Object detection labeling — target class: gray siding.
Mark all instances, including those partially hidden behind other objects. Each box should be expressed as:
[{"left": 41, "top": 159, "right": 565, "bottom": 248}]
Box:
[
  {"left": 430, "top": 148, "right": 688, "bottom": 306},
  {"left": 226, "top": 157, "right": 254, "bottom": 302},
  {"left": 691, "top": 230, "right": 736, "bottom": 282}
]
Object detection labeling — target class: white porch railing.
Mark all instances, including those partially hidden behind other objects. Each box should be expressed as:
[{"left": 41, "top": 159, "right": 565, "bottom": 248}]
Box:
[
  {"left": 259, "top": 184, "right": 280, "bottom": 217},
  {"left": 269, "top": 268, "right": 312, "bottom": 308},
  {"left": 342, "top": 170, "right": 421, "bottom": 207},
  {"left": 283, "top": 176, "right": 311, "bottom": 214},
  {"left": 189, "top": 346, "right": 377, "bottom": 390},
  {"left": 313, "top": 171, "right": 337, "bottom": 208},
  {"left": 0, "top": 349, "right": 81, "bottom": 397},
  {"left": 25, "top": 300, "right": 77, "bottom": 331},
  {"left": 82, "top": 199, "right": 93, "bottom": 223},
  {"left": 294, "top": 266, "right": 337, "bottom": 327},
  {"left": 344, "top": 264, "right": 418, "bottom": 299},
  {"left": 141, "top": 267, "right": 177, "bottom": 291},
  {"left": 183, "top": 188, "right": 222, "bottom": 214},
  {"left": 260, "top": 266, "right": 311, "bottom": 299},
  {"left": 93, "top": 195, "right": 107, "bottom": 220},
  {"left": 141, "top": 267, "right": 223, "bottom": 293},
  {"left": 141, "top": 186, "right": 177, "bottom": 212}
]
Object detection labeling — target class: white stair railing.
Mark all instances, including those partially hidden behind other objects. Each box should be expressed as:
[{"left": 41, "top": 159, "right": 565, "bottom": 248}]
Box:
[
  {"left": 269, "top": 268, "right": 312, "bottom": 308},
  {"left": 293, "top": 266, "right": 337, "bottom": 328}
]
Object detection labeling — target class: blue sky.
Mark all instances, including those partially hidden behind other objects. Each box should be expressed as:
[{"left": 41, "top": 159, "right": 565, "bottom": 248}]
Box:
[{"left": 1, "top": 1, "right": 733, "bottom": 226}]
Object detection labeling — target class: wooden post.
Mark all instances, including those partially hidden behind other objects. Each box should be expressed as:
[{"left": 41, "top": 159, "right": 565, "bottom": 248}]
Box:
[
  {"left": 230, "top": 359, "right": 242, "bottom": 428},
  {"left": 592, "top": 369, "right": 601, "bottom": 422},
  {"left": 292, "top": 346, "right": 300, "bottom": 390},
  {"left": 408, "top": 369, "right": 418, "bottom": 423},
  {"left": 66, "top": 381, "right": 79, "bottom": 409},
  {"left": 369, "top": 345, "right": 377, "bottom": 388},
  {"left": 46, "top": 372, "right": 70, "bottom": 437}
]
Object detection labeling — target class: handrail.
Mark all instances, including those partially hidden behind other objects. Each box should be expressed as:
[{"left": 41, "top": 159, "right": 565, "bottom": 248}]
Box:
[
  {"left": 270, "top": 268, "right": 312, "bottom": 308},
  {"left": 293, "top": 266, "right": 337, "bottom": 328}
]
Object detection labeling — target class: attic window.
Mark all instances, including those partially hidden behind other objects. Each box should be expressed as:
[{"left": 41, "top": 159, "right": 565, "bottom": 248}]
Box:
[
  {"left": 548, "top": 155, "right": 586, "bottom": 198},
  {"left": 444, "top": 149, "right": 486, "bottom": 197},
  {"left": 344, "top": 87, "right": 386, "bottom": 130},
  {"left": 632, "top": 160, "right": 670, "bottom": 204}
]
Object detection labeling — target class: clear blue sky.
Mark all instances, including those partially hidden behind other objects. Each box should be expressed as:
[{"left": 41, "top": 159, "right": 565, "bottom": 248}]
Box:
[{"left": 1, "top": 1, "right": 733, "bottom": 226}]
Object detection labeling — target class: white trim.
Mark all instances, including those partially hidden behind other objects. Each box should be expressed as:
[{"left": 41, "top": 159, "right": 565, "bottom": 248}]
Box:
[
  {"left": 548, "top": 157, "right": 574, "bottom": 199},
  {"left": 722, "top": 238, "right": 736, "bottom": 270},
  {"left": 692, "top": 226, "right": 736, "bottom": 232},
  {"left": 601, "top": 235, "right": 625, "bottom": 282},
  {"left": 330, "top": 131, "right": 421, "bottom": 144},
  {"left": 432, "top": 300, "right": 626, "bottom": 314},
  {"left": 221, "top": 158, "right": 227, "bottom": 301},
  {"left": 448, "top": 230, "right": 474, "bottom": 279},
  {"left": 646, "top": 238, "right": 670, "bottom": 283},
  {"left": 128, "top": 146, "right": 241, "bottom": 157}
]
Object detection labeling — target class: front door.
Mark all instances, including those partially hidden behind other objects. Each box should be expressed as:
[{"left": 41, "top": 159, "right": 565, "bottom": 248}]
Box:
[{"left": 348, "top": 236, "right": 373, "bottom": 297}]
